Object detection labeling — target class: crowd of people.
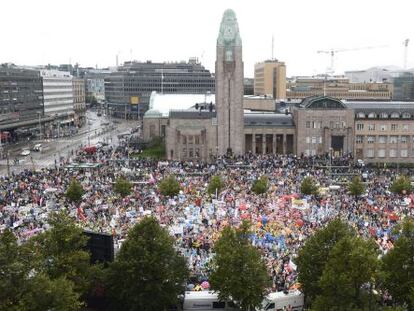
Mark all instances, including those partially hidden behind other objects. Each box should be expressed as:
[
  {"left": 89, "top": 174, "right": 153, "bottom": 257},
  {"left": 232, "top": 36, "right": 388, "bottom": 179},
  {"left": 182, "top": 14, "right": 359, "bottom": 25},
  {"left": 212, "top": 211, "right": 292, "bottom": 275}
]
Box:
[{"left": 1, "top": 139, "right": 413, "bottom": 293}]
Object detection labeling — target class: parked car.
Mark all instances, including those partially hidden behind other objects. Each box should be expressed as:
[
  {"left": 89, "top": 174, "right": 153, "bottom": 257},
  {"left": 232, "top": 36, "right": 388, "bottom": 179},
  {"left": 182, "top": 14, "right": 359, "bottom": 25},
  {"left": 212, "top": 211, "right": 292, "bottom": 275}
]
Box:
[
  {"left": 32, "top": 144, "right": 42, "bottom": 152},
  {"left": 20, "top": 149, "right": 31, "bottom": 156}
]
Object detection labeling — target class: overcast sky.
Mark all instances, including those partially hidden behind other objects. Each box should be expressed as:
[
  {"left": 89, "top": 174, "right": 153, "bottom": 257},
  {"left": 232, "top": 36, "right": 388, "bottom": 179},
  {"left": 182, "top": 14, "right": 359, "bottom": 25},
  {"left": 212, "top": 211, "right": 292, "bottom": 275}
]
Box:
[{"left": 1, "top": 0, "right": 413, "bottom": 77}]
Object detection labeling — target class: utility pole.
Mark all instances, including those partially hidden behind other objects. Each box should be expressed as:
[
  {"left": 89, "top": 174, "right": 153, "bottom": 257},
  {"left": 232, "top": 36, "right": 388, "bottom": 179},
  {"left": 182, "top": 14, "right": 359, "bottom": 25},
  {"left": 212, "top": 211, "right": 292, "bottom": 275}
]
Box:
[{"left": 6, "top": 151, "right": 10, "bottom": 177}]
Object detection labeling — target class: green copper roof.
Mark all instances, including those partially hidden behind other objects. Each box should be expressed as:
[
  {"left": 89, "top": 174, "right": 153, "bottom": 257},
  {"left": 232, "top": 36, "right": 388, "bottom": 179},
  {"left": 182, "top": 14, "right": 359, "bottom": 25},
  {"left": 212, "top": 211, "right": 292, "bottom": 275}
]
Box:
[{"left": 217, "top": 9, "right": 242, "bottom": 47}]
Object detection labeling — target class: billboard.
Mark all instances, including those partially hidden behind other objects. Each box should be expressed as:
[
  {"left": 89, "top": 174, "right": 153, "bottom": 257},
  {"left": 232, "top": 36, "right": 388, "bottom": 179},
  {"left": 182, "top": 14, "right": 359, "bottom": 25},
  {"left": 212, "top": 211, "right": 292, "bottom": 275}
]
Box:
[{"left": 130, "top": 96, "right": 140, "bottom": 105}]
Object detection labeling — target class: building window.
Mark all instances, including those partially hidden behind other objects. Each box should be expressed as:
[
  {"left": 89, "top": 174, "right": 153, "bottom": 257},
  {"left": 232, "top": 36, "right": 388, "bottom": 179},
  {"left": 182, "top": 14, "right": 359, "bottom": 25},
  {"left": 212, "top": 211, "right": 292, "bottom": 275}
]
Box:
[
  {"left": 367, "top": 136, "right": 375, "bottom": 144},
  {"left": 189, "top": 148, "right": 193, "bottom": 157},
  {"left": 357, "top": 112, "right": 366, "bottom": 118},
  {"left": 368, "top": 124, "right": 375, "bottom": 131},
  {"left": 391, "top": 124, "right": 398, "bottom": 131},
  {"left": 318, "top": 137, "right": 323, "bottom": 144},
  {"left": 389, "top": 136, "right": 398, "bottom": 143},
  {"left": 366, "top": 149, "right": 374, "bottom": 158},
  {"left": 195, "top": 136, "right": 200, "bottom": 145},
  {"left": 306, "top": 137, "right": 310, "bottom": 144},
  {"left": 389, "top": 149, "right": 397, "bottom": 157},
  {"left": 378, "top": 149, "right": 386, "bottom": 158},
  {"left": 195, "top": 148, "right": 200, "bottom": 157},
  {"left": 312, "top": 137, "right": 316, "bottom": 144},
  {"left": 368, "top": 112, "right": 376, "bottom": 118},
  {"left": 378, "top": 135, "right": 387, "bottom": 143},
  {"left": 306, "top": 121, "right": 310, "bottom": 128},
  {"left": 182, "top": 136, "right": 187, "bottom": 144},
  {"left": 380, "top": 124, "right": 387, "bottom": 131},
  {"left": 380, "top": 112, "right": 388, "bottom": 118},
  {"left": 188, "top": 135, "right": 193, "bottom": 144},
  {"left": 356, "top": 123, "right": 364, "bottom": 131},
  {"left": 402, "top": 112, "right": 411, "bottom": 119},
  {"left": 402, "top": 124, "right": 409, "bottom": 131},
  {"left": 401, "top": 149, "right": 408, "bottom": 157},
  {"left": 356, "top": 135, "right": 363, "bottom": 144},
  {"left": 391, "top": 112, "right": 400, "bottom": 119},
  {"left": 401, "top": 135, "right": 408, "bottom": 143},
  {"left": 182, "top": 148, "right": 187, "bottom": 157}
]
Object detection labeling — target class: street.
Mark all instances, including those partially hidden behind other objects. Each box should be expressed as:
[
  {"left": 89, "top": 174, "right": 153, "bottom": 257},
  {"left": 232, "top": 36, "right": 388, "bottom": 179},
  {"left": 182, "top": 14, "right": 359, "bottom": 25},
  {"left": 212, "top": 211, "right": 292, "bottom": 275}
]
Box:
[{"left": 0, "top": 111, "right": 138, "bottom": 175}]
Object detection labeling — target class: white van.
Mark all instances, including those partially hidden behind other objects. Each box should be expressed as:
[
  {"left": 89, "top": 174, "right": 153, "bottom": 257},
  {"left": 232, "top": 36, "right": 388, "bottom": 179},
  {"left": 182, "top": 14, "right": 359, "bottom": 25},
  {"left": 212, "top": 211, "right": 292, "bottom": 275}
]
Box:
[
  {"left": 261, "top": 290, "right": 304, "bottom": 311},
  {"left": 183, "top": 291, "right": 237, "bottom": 311}
]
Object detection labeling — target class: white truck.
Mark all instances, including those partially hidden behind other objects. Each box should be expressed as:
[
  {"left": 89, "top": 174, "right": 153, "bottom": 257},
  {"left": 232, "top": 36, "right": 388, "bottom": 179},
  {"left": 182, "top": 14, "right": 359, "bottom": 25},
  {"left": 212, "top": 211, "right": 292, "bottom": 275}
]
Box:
[{"left": 183, "top": 290, "right": 304, "bottom": 311}]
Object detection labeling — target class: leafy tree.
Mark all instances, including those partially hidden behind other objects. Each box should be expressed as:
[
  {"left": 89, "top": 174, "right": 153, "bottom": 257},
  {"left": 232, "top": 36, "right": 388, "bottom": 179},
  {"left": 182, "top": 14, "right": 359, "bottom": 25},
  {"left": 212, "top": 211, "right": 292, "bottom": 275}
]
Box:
[
  {"left": 31, "top": 212, "right": 93, "bottom": 296},
  {"left": 348, "top": 176, "right": 365, "bottom": 197},
  {"left": 296, "top": 219, "right": 354, "bottom": 305},
  {"left": 21, "top": 274, "right": 82, "bottom": 311},
  {"left": 0, "top": 228, "right": 82, "bottom": 311},
  {"left": 312, "top": 236, "right": 379, "bottom": 311},
  {"left": 390, "top": 175, "right": 412, "bottom": 194},
  {"left": 0, "top": 229, "right": 30, "bottom": 311},
  {"left": 105, "top": 217, "right": 188, "bottom": 311},
  {"left": 114, "top": 176, "right": 132, "bottom": 198},
  {"left": 207, "top": 175, "right": 224, "bottom": 196},
  {"left": 251, "top": 175, "right": 269, "bottom": 195},
  {"left": 158, "top": 175, "right": 181, "bottom": 197},
  {"left": 210, "top": 221, "right": 269, "bottom": 311},
  {"left": 66, "top": 179, "right": 84, "bottom": 204},
  {"left": 300, "top": 176, "right": 319, "bottom": 195},
  {"left": 381, "top": 218, "right": 414, "bottom": 310}
]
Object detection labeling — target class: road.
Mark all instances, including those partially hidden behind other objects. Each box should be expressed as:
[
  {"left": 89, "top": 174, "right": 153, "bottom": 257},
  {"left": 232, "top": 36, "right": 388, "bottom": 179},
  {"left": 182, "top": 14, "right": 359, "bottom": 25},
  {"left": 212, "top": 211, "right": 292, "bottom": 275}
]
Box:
[{"left": 0, "top": 111, "right": 138, "bottom": 176}]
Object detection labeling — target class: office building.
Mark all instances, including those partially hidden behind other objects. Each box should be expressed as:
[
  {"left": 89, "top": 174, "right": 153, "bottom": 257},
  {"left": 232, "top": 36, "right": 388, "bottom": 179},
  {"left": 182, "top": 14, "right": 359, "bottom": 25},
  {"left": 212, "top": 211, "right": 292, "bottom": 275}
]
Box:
[
  {"left": 72, "top": 77, "right": 86, "bottom": 126},
  {"left": 254, "top": 60, "right": 286, "bottom": 100},
  {"left": 105, "top": 58, "right": 215, "bottom": 119}
]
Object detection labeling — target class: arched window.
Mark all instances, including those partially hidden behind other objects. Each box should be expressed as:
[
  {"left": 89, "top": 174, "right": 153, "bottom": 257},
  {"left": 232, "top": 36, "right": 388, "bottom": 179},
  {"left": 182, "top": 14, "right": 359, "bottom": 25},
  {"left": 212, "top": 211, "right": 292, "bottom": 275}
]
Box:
[
  {"left": 368, "top": 112, "right": 376, "bottom": 119},
  {"left": 357, "top": 112, "right": 366, "bottom": 118},
  {"left": 391, "top": 112, "right": 400, "bottom": 119},
  {"left": 379, "top": 112, "right": 388, "bottom": 119},
  {"left": 402, "top": 112, "right": 411, "bottom": 119}
]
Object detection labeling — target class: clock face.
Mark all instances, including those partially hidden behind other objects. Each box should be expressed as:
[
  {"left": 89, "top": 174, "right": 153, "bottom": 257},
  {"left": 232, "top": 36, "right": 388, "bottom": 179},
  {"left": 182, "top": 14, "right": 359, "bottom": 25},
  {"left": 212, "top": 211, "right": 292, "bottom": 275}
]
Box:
[{"left": 223, "top": 27, "right": 234, "bottom": 41}]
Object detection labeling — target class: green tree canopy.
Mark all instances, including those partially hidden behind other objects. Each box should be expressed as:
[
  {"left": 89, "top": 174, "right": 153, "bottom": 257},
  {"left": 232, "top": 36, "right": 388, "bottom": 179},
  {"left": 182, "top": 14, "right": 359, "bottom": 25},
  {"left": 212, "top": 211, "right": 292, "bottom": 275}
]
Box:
[
  {"left": 66, "top": 179, "right": 84, "bottom": 204},
  {"left": 207, "top": 175, "right": 224, "bottom": 196},
  {"left": 114, "top": 176, "right": 133, "bottom": 198},
  {"left": 31, "top": 212, "right": 93, "bottom": 295},
  {"left": 105, "top": 217, "right": 188, "bottom": 311},
  {"left": 158, "top": 175, "right": 181, "bottom": 197},
  {"left": 381, "top": 218, "right": 414, "bottom": 310},
  {"left": 251, "top": 175, "right": 269, "bottom": 195},
  {"left": 0, "top": 228, "right": 83, "bottom": 311},
  {"left": 300, "top": 176, "right": 319, "bottom": 195},
  {"left": 312, "top": 236, "right": 379, "bottom": 311},
  {"left": 296, "top": 219, "right": 354, "bottom": 304},
  {"left": 390, "top": 175, "right": 412, "bottom": 194},
  {"left": 210, "top": 221, "right": 269, "bottom": 311},
  {"left": 348, "top": 176, "right": 365, "bottom": 197}
]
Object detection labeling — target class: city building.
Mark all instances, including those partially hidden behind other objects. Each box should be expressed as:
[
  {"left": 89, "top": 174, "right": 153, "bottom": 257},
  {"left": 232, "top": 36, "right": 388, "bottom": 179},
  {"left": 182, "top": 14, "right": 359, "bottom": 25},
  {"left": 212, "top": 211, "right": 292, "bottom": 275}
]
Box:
[
  {"left": 40, "top": 69, "right": 75, "bottom": 138},
  {"left": 392, "top": 72, "right": 414, "bottom": 101},
  {"left": 104, "top": 58, "right": 215, "bottom": 119},
  {"left": 286, "top": 76, "right": 393, "bottom": 101},
  {"left": 0, "top": 65, "right": 46, "bottom": 141},
  {"left": 72, "top": 77, "right": 86, "bottom": 126},
  {"left": 143, "top": 9, "right": 414, "bottom": 165},
  {"left": 254, "top": 60, "right": 286, "bottom": 100}
]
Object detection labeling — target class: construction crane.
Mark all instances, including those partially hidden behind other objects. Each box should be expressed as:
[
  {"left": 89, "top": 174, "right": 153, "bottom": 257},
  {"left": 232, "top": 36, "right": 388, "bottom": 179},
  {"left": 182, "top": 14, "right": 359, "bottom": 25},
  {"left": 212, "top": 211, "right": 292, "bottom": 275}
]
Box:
[
  {"left": 403, "top": 38, "right": 410, "bottom": 69},
  {"left": 317, "top": 45, "right": 387, "bottom": 74}
]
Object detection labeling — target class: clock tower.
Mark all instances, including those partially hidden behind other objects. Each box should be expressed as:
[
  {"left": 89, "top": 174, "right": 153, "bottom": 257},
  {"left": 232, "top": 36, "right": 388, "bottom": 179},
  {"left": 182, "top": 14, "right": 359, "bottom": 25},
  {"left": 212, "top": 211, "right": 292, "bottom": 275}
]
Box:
[{"left": 215, "top": 9, "right": 244, "bottom": 156}]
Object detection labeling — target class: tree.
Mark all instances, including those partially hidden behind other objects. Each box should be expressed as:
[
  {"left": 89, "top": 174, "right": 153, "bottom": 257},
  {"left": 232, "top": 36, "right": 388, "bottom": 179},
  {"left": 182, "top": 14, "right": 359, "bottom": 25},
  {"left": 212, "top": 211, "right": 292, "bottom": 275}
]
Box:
[
  {"left": 105, "top": 217, "right": 188, "bottom": 311},
  {"left": 21, "top": 274, "right": 82, "bottom": 311},
  {"left": 0, "top": 228, "right": 82, "bottom": 311},
  {"left": 390, "top": 175, "right": 412, "bottom": 194},
  {"left": 158, "top": 175, "right": 181, "bottom": 197},
  {"left": 0, "top": 229, "right": 30, "bottom": 310},
  {"left": 251, "top": 175, "right": 269, "bottom": 195},
  {"left": 66, "top": 179, "right": 84, "bottom": 204},
  {"left": 296, "top": 219, "right": 354, "bottom": 304},
  {"left": 300, "top": 176, "right": 319, "bottom": 195},
  {"left": 114, "top": 176, "right": 132, "bottom": 198},
  {"left": 348, "top": 176, "right": 365, "bottom": 197},
  {"left": 312, "top": 236, "right": 379, "bottom": 311},
  {"left": 381, "top": 218, "right": 414, "bottom": 310},
  {"left": 207, "top": 175, "right": 224, "bottom": 196},
  {"left": 210, "top": 221, "right": 269, "bottom": 311},
  {"left": 31, "top": 212, "right": 93, "bottom": 296}
]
